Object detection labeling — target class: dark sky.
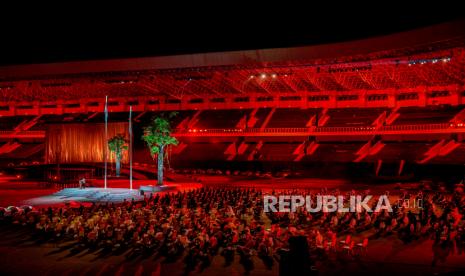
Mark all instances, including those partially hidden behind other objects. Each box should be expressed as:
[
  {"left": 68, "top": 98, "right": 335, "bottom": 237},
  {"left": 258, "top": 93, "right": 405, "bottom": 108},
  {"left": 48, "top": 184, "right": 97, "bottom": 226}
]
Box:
[{"left": 0, "top": 8, "right": 464, "bottom": 66}]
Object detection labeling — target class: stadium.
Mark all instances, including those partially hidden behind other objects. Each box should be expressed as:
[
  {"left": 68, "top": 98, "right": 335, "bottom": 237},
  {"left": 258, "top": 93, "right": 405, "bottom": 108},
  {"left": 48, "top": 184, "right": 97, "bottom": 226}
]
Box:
[{"left": 1, "top": 17, "right": 465, "bottom": 275}]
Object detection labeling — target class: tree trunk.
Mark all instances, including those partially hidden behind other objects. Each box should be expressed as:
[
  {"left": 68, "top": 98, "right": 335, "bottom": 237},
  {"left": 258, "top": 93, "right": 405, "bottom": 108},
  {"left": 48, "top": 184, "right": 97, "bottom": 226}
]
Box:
[
  {"left": 115, "top": 158, "right": 121, "bottom": 177},
  {"left": 157, "top": 145, "right": 164, "bottom": 186}
]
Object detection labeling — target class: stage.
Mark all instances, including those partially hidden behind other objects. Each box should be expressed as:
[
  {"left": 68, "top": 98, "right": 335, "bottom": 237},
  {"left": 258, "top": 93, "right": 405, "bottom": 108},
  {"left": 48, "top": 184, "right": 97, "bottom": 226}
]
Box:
[
  {"left": 0, "top": 174, "right": 423, "bottom": 207},
  {"left": 10, "top": 178, "right": 202, "bottom": 206},
  {"left": 23, "top": 188, "right": 144, "bottom": 205}
]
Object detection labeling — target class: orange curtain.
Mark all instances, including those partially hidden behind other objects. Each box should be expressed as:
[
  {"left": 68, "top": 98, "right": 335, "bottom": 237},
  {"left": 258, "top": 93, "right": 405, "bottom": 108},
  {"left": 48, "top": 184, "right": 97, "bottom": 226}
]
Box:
[{"left": 45, "top": 123, "right": 129, "bottom": 164}]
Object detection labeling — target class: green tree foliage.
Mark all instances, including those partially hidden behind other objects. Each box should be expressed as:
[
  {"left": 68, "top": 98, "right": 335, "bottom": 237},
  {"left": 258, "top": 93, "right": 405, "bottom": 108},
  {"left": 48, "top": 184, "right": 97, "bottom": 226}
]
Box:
[
  {"left": 142, "top": 112, "right": 178, "bottom": 185},
  {"left": 108, "top": 133, "right": 128, "bottom": 177}
]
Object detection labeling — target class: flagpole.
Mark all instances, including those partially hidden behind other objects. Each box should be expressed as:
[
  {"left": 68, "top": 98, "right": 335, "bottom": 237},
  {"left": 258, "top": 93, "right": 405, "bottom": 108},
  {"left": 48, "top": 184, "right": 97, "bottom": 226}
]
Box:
[
  {"left": 129, "top": 106, "right": 133, "bottom": 190},
  {"left": 104, "top": 95, "right": 108, "bottom": 189}
]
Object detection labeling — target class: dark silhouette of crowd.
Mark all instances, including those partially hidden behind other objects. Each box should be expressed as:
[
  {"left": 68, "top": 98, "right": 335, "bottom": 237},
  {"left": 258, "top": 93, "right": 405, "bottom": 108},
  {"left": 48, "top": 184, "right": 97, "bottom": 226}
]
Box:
[{"left": 1, "top": 187, "right": 464, "bottom": 274}]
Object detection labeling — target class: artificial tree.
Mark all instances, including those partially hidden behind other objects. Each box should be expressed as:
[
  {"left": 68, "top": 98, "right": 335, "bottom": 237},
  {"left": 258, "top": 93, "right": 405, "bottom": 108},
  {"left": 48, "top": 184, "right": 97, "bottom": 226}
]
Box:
[
  {"left": 108, "top": 133, "right": 128, "bottom": 177},
  {"left": 142, "top": 113, "right": 178, "bottom": 185}
]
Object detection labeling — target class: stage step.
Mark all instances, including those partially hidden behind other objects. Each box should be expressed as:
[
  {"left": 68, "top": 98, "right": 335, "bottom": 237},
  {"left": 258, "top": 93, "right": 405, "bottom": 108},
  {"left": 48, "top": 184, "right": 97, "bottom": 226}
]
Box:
[{"left": 49, "top": 188, "right": 144, "bottom": 203}]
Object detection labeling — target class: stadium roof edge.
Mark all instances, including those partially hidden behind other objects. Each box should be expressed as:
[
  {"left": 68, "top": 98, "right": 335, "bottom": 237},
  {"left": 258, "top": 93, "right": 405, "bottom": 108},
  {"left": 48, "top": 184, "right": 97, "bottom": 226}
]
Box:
[{"left": 1, "top": 19, "right": 465, "bottom": 80}]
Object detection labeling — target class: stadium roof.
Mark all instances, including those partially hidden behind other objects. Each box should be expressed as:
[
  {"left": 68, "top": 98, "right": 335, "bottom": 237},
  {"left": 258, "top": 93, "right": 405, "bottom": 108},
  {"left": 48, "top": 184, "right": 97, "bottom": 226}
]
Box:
[{"left": 1, "top": 19, "right": 465, "bottom": 80}]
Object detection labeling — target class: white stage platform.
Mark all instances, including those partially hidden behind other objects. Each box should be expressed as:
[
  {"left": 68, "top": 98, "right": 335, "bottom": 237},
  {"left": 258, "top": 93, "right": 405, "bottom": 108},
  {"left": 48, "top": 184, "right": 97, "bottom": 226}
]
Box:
[
  {"left": 139, "top": 184, "right": 178, "bottom": 193},
  {"left": 24, "top": 188, "right": 145, "bottom": 206}
]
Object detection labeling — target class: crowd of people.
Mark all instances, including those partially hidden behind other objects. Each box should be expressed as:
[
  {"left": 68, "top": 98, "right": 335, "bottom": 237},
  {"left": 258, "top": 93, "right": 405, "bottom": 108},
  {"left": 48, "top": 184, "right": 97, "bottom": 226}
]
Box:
[{"left": 1, "top": 186, "right": 464, "bottom": 273}]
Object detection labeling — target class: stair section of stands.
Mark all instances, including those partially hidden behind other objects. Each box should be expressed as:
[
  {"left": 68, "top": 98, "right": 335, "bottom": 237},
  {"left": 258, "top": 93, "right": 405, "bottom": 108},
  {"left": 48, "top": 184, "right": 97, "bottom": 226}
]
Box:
[
  {"left": 0, "top": 116, "right": 35, "bottom": 130},
  {"left": 255, "top": 142, "right": 301, "bottom": 162},
  {"left": 191, "top": 109, "right": 252, "bottom": 129},
  {"left": 363, "top": 142, "right": 433, "bottom": 163},
  {"left": 303, "top": 142, "right": 364, "bottom": 163},
  {"left": 266, "top": 108, "right": 320, "bottom": 128},
  {"left": 392, "top": 106, "right": 464, "bottom": 125},
  {"left": 325, "top": 108, "right": 389, "bottom": 127}
]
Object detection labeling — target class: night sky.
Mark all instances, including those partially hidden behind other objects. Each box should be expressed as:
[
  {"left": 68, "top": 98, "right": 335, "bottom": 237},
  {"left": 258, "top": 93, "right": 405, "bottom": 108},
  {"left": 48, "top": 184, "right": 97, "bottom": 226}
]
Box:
[{"left": 0, "top": 7, "right": 463, "bottom": 66}]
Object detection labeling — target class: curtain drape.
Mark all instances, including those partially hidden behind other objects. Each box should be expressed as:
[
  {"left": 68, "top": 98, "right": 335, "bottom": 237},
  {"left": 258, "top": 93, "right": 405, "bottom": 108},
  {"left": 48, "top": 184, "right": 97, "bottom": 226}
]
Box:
[{"left": 45, "top": 123, "right": 129, "bottom": 164}]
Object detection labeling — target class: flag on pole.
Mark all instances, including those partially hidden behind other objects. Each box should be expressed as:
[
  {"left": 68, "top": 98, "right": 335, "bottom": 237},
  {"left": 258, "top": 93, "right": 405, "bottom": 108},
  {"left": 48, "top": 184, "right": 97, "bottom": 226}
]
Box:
[
  {"left": 104, "top": 96, "right": 109, "bottom": 123},
  {"left": 104, "top": 96, "right": 108, "bottom": 189},
  {"left": 129, "top": 105, "right": 133, "bottom": 190}
]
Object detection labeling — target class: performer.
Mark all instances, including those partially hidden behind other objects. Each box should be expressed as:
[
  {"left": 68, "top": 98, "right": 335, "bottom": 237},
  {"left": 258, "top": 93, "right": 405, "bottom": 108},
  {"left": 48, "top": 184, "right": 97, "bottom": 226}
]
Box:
[{"left": 79, "top": 177, "right": 86, "bottom": 189}]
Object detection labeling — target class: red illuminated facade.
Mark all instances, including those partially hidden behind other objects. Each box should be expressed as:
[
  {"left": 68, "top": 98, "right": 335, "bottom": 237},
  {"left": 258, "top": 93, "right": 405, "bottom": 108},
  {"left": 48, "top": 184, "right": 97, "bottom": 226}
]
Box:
[{"left": 1, "top": 20, "right": 465, "bottom": 167}]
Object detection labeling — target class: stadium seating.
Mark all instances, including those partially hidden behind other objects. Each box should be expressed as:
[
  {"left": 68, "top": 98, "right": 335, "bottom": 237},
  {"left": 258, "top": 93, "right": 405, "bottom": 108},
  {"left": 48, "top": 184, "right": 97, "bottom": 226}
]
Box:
[
  {"left": 392, "top": 105, "right": 464, "bottom": 125},
  {"left": 267, "top": 108, "right": 320, "bottom": 128},
  {"left": 325, "top": 108, "right": 388, "bottom": 127}
]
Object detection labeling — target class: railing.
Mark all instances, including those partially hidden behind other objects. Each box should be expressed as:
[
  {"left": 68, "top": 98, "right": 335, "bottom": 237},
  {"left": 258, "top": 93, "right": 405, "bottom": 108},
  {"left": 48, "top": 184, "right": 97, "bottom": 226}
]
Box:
[
  {"left": 0, "top": 123, "right": 464, "bottom": 139},
  {"left": 173, "top": 123, "right": 465, "bottom": 136},
  {"left": 0, "top": 130, "right": 46, "bottom": 138}
]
